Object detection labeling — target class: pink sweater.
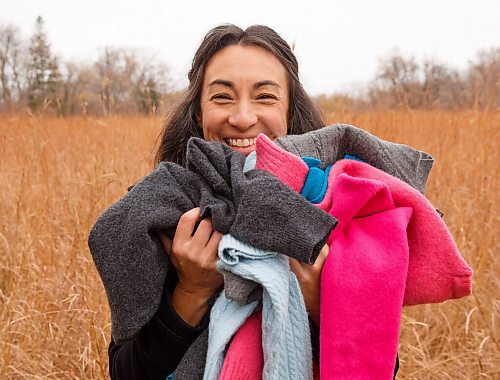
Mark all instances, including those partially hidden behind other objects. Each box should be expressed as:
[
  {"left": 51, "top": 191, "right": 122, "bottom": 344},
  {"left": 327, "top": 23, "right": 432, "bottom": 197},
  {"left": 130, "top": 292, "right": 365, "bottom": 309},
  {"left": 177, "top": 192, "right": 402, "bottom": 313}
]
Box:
[{"left": 255, "top": 133, "right": 472, "bottom": 306}]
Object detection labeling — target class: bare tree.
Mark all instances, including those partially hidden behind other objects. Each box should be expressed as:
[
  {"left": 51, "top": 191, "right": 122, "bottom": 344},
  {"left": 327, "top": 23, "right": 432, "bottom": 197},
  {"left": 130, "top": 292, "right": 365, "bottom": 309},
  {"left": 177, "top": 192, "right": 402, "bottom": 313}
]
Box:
[
  {"left": 94, "top": 47, "right": 171, "bottom": 115},
  {"left": 466, "top": 47, "right": 500, "bottom": 109},
  {"left": 0, "top": 25, "right": 25, "bottom": 110},
  {"left": 420, "top": 60, "right": 466, "bottom": 109},
  {"left": 133, "top": 58, "right": 170, "bottom": 114},
  {"left": 366, "top": 52, "right": 475, "bottom": 110},
  {"left": 376, "top": 52, "right": 421, "bottom": 108}
]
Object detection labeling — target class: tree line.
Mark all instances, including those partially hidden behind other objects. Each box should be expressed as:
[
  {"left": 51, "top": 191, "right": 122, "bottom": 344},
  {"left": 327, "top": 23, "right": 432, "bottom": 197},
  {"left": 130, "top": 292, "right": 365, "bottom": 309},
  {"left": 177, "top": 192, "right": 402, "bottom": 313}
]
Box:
[
  {"left": 317, "top": 46, "right": 499, "bottom": 113},
  {"left": 1, "top": 16, "right": 499, "bottom": 116},
  {"left": 0, "top": 16, "right": 177, "bottom": 116}
]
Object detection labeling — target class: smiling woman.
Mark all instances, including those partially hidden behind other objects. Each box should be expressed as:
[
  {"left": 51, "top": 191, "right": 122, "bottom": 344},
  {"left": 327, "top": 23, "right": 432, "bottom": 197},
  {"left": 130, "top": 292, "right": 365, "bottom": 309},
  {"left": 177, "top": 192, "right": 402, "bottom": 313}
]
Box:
[
  {"left": 103, "top": 23, "right": 332, "bottom": 380},
  {"left": 154, "top": 23, "right": 324, "bottom": 167},
  {"left": 199, "top": 44, "right": 289, "bottom": 156},
  {"left": 104, "top": 23, "right": 401, "bottom": 380}
]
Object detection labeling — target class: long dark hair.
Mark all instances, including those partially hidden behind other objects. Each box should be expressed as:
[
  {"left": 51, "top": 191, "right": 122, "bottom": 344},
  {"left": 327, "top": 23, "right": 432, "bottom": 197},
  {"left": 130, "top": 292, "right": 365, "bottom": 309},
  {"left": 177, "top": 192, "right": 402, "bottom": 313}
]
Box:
[{"left": 155, "top": 24, "right": 324, "bottom": 166}]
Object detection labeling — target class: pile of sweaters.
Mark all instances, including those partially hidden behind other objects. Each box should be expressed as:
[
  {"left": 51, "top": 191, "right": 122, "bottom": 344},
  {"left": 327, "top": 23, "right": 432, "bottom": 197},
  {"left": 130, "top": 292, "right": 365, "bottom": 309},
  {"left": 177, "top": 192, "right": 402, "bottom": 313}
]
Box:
[{"left": 89, "top": 124, "right": 472, "bottom": 380}]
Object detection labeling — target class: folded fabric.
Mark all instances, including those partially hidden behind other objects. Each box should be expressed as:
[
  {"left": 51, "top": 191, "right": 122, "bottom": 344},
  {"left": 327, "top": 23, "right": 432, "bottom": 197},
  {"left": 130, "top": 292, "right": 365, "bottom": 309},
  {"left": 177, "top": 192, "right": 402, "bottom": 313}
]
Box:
[
  {"left": 88, "top": 137, "right": 337, "bottom": 344},
  {"left": 220, "top": 177, "right": 408, "bottom": 380},
  {"left": 275, "top": 123, "right": 434, "bottom": 194},
  {"left": 203, "top": 234, "right": 312, "bottom": 380},
  {"left": 300, "top": 157, "right": 332, "bottom": 203},
  {"left": 173, "top": 126, "right": 462, "bottom": 379},
  {"left": 219, "top": 312, "right": 324, "bottom": 379},
  {"left": 256, "top": 135, "right": 412, "bottom": 378},
  {"left": 228, "top": 151, "right": 411, "bottom": 379},
  {"left": 320, "top": 173, "right": 412, "bottom": 379},
  {"left": 329, "top": 160, "right": 473, "bottom": 305},
  {"left": 221, "top": 271, "right": 262, "bottom": 305},
  {"left": 222, "top": 152, "right": 262, "bottom": 306},
  {"left": 224, "top": 124, "right": 433, "bottom": 303},
  {"left": 255, "top": 134, "right": 472, "bottom": 305}
]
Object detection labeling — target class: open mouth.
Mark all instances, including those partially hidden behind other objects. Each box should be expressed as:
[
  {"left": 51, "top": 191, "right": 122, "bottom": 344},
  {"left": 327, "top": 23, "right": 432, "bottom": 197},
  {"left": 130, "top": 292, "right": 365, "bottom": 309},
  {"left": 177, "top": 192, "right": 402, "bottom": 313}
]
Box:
[{"left": 224, "top": 137, "right": 257, "bottom": 147}]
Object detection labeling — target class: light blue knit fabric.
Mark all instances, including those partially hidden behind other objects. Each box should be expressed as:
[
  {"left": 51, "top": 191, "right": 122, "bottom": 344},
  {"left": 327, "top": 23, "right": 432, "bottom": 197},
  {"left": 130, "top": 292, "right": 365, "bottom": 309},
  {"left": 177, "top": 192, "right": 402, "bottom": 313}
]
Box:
[
  {"left": 203, "top": 234, "right": 313, "bottom": 380},
  {"left": 243, "top": 150, "right": 257, "bottom": 172}
]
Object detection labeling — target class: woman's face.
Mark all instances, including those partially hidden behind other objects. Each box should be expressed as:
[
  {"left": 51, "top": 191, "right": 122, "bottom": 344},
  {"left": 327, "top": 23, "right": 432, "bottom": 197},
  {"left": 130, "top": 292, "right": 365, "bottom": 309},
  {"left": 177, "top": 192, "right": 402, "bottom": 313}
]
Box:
[{"left": 199, "top": 44, "right": 289, "bottom": 156}]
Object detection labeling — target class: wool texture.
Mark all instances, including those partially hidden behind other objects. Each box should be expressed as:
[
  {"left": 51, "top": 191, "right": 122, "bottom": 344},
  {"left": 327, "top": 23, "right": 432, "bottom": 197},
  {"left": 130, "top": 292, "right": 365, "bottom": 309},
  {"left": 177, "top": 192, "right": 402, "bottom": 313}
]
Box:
[
  {"left": 220, "top": 152, "right": 261, "bottom": 306},
  {"left": 88, "top": 137, "right": 337, "bottom": 344},
  {"left": 255, "top": 134, "right": 472, "bottom": 305},
  {"left": 231, "top": 146, "right": 412, "bottom": 379},
  {"left": 219, "top": 311, "right": 264, "bottom": 380},
  {"left": 327, "top": 160, "right": 472, "bottom": 305},
  {"left": 203, "top": 234, "right": 312, "bottom": 380},
  {"left": 256, "top": 135, "right": 412, "bottom": 378},
  {"left": 300, "top": 157, "right": 332, "bottom": 203},
  {"left": 320, "top": 173, "right": 412, "bottom": 379},
  {"left": 174, "top": 126, "right": 438, "bottom": 379},
  {"left": 275, "top": 123, "right": 434, "bottom": 194},
  {"left": 219, "top": 311, "right": 323, "bottom": 379}
]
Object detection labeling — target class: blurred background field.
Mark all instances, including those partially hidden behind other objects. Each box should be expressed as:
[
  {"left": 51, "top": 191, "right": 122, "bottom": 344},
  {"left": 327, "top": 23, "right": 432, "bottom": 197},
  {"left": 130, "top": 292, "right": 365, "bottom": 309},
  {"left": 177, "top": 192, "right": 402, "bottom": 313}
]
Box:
[{"left": 0, "top": 109, "right": 498, "bottom": 379}]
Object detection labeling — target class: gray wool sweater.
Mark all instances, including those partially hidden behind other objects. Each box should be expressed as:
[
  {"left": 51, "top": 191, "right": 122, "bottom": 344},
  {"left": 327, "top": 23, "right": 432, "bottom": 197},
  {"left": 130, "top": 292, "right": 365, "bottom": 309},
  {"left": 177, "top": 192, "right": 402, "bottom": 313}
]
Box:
[
  {"left": 275, "top": 123, "right": 434, "bottom": 194},
  {"left": 88, "top": 137, "right": 337, "bottom": 345}
]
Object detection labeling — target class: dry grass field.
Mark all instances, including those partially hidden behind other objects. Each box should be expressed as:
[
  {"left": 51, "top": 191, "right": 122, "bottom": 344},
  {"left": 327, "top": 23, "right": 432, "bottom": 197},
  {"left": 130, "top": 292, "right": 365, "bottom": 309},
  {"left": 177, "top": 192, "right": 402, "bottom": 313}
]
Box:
[{"left": 0, "top": 110, "right": 498, "bottom": 379}]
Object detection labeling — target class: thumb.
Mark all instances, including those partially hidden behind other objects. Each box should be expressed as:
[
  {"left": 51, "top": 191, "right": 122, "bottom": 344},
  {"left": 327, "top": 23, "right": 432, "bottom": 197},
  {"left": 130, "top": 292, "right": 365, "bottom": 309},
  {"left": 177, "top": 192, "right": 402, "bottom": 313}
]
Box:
[{"left": 313, "top": 244, "right": 330, "bottom": 269}]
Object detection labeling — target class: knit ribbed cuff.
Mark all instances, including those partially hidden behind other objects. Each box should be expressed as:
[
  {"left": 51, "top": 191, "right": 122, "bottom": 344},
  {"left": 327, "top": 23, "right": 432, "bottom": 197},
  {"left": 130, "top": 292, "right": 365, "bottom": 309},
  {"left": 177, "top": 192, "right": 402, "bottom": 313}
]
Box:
[{"left": 255, "top": 133, "right": 309, "bottom": 193}]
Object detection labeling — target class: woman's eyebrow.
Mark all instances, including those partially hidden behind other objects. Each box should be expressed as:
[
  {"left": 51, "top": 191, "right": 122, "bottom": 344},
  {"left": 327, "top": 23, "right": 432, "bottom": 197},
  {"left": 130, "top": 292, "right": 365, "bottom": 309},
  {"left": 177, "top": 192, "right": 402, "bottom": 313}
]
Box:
[
  {"left": 253, "top": 80, "right": 281, "bottom": 90},
  {"left": 207, "top": 79, "right": 234, "bottom": 88},
  {"left": 207, "top": 79, "right": 281, "bottom": 90}
]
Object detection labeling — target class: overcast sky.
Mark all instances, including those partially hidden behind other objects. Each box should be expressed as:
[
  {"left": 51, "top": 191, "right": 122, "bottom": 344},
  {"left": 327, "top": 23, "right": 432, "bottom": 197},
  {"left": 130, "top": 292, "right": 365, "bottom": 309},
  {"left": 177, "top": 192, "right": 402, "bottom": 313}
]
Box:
[{"left": 3, "top": 0, "right": 499, "bottom": 95}]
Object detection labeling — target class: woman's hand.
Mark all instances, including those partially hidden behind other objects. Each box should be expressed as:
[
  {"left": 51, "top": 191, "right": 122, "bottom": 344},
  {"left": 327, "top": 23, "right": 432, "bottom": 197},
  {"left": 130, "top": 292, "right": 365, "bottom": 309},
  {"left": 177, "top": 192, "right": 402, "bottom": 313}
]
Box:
[
  {"left": 158, "top": 207, "right": 223, "bottom": 326},
  {"left": 289, "top": 244, "right": 329, "bottom": 327}
]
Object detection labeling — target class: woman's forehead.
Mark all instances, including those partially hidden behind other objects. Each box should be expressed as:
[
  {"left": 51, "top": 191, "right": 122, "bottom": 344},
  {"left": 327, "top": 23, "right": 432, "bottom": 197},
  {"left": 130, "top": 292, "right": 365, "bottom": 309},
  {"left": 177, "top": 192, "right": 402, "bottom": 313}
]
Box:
[{"left": 203, "top": 45, "right": 287, "bottom": 88}]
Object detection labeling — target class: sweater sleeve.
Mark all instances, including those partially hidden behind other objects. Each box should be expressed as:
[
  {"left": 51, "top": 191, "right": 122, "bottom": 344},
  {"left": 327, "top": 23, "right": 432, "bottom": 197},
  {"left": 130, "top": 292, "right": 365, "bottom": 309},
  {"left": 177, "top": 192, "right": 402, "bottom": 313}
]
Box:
[{"left": 108, "top": 277, "right": 210, "bottom": 380}]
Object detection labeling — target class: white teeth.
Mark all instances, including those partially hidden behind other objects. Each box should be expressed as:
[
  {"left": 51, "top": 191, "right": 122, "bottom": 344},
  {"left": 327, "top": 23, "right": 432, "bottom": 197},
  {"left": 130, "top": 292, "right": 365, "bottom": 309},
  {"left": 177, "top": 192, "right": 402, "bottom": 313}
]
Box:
[{"left": 226, "top": 137, "right": 256, "bottom": 147}]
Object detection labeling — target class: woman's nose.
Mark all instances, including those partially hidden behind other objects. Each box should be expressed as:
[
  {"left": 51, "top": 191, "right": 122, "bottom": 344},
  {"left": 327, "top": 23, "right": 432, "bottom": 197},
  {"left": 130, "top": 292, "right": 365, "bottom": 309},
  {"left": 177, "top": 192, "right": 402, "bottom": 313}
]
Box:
[{"left": 228, "top": 101, "right": 257, "bottom": 130}]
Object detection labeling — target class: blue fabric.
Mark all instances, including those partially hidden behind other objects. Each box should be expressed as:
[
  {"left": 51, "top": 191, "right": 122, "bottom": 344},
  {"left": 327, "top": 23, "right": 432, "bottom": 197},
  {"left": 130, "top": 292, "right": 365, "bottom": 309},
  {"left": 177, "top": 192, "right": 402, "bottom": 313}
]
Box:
[
  {"left": 300, "top": 157, "right": 331, "bottom": 204},
  {"left": 301, "top": 156, "right": 321, "bottom": 168},
  {"left": 166, "top": 373, "right": 174, "bottom": 380},
  {"left": 344, "top": 154, "right": 365, "bottom": 162},
  {"left": 203, "top": 235, "right": 313, "bottom": 380},
  {"left": 243, "top": 150, "right": 257, "bottom": 172}
]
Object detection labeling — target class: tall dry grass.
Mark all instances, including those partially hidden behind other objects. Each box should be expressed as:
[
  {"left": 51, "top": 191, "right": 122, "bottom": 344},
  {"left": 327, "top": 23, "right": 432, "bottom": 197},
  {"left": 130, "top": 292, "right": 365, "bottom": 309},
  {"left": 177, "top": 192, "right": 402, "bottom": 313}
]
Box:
[{"left": 0, "top": 110, "right": 498, "bottom": 379}]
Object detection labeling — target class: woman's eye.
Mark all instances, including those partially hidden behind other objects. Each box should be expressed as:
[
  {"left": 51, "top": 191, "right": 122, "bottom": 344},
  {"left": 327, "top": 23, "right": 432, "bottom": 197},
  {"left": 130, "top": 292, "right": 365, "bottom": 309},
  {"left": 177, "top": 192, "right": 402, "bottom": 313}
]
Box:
[
  {"left": 211, "top": 94, "right": 232, "bottom": 102},
  {"left": 256, "top": 93, "right": 278, "bottom": 101}
]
